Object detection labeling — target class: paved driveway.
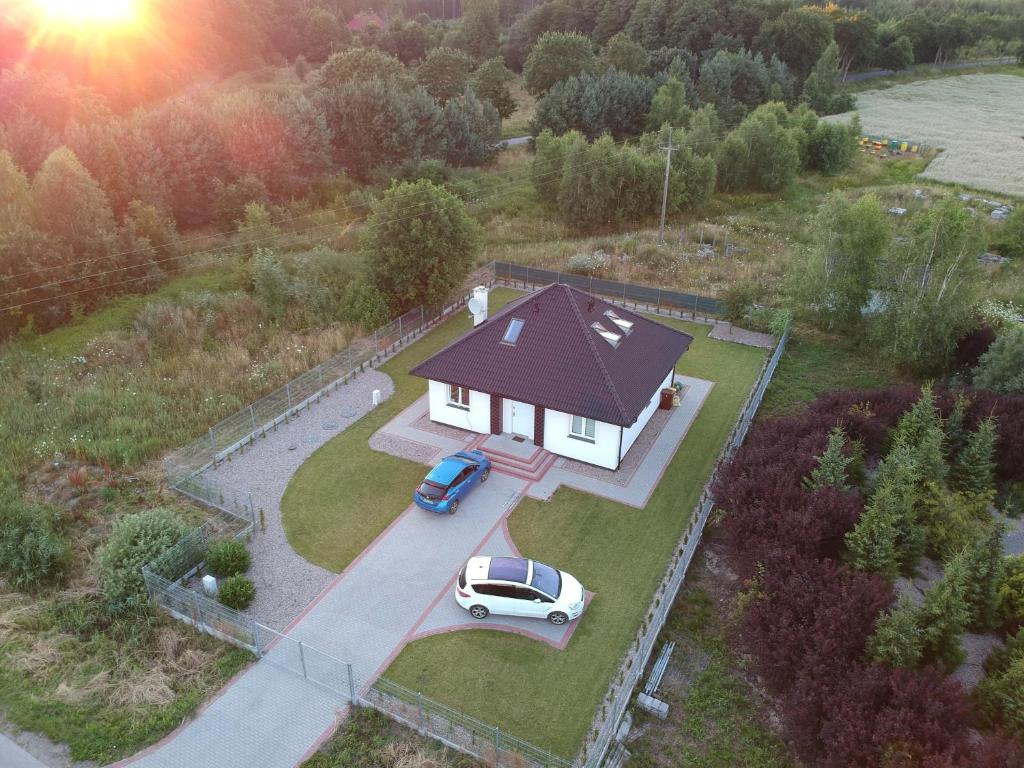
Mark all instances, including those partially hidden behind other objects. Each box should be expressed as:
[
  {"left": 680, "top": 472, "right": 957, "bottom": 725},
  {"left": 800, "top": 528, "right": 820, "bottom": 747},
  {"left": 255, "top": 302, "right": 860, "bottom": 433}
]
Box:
[{"left": 114, "top": 473, "right": 527, "bottom": 768}]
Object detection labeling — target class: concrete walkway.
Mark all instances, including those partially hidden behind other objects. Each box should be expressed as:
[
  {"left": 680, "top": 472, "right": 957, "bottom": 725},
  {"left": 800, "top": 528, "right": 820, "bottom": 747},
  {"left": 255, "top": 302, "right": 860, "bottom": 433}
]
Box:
[
  {"left": 0, "top": 735, "right": 48, "bottom": 768},
  {"left": 114, "top": 472, "right": 530, "bottom": 768}
]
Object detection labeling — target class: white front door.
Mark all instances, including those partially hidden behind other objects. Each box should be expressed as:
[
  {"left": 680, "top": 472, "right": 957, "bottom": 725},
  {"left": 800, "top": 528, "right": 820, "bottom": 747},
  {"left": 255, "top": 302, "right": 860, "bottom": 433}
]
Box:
[{"left": 508, "top": 401, "right": 535, "bottom": 439}]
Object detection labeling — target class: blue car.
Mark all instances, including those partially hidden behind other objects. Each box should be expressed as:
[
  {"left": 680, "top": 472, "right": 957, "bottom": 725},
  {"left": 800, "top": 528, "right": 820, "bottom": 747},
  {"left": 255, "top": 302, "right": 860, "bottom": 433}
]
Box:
[{"left": 414, "top": 450, "right": 492, "bottom": 514}]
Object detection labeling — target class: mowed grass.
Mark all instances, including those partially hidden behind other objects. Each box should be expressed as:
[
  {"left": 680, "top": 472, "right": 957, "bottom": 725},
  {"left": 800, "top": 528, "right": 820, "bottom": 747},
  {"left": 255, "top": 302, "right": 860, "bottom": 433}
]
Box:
[
  {"left": 384, "top": 320, "right": 767, "bottom": 756},
  {"left": 827, "top": 73, "right": 1024, "bottom": 197},
  {"left": 281, "top": 288, "right": 523, "bottom": 571}
]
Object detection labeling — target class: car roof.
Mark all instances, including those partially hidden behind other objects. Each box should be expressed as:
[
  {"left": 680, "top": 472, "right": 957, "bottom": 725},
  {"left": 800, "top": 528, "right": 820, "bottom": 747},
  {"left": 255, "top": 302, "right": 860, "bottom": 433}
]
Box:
[
  {"left": 425, "top": 455, "right": 473, "bottom": 485},
  {"left": 464, "top": 556, "right": 530, "bottom": 584}
]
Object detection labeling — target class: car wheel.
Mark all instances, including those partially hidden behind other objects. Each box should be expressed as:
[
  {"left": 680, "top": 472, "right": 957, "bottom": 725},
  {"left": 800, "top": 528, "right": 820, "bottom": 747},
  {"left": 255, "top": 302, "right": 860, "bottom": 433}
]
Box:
[
  {"left": 469, "top": 604, "right": 489, "bottom": 619},
  {"left": 480, "top": 468, "right": 490, "bottom": 483},
  {"left": 448, "top": 499, "right": 459, "bottom": 515},
  {"left": 548, "top": 612, "right": 568, "bottom": 626}
]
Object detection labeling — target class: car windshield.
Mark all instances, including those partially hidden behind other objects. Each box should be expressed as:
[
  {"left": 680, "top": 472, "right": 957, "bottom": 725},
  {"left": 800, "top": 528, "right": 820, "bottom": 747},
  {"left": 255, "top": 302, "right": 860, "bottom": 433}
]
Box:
[
  {"left": 530, "top": 561, "right": 561, "bottom": 598},
  {"left": 417, "top": 480, "right": 446, "bottom": 499}
]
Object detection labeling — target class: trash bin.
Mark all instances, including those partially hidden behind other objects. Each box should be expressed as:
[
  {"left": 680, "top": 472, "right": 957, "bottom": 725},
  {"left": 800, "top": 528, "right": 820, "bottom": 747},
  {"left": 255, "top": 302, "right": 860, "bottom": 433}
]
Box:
[{"left": 659, "top": 388, "right": 675, "bottom": 410}]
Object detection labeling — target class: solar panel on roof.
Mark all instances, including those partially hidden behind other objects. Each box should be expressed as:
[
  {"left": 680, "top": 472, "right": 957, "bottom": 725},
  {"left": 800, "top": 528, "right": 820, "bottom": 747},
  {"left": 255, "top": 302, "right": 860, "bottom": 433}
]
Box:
[{"left": 487, "top": 557, "right": 528, "bottom": 583}]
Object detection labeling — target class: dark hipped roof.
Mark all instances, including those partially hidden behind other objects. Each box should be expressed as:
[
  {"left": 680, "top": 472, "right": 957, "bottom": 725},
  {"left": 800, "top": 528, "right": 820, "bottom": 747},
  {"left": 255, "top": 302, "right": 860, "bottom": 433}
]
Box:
[{"left": 410, "top": 284, "right": 693, "bottom": 427}]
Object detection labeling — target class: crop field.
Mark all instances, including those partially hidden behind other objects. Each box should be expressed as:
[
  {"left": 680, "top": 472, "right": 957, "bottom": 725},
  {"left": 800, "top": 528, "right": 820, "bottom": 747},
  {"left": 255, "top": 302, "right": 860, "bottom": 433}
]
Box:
[{"left": 829, "top": 73, "right": 1024, "bottom": 197}]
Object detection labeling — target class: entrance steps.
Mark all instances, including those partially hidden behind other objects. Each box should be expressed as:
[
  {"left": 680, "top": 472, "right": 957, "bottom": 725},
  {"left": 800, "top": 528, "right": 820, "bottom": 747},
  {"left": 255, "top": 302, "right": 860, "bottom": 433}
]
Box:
[{"left": 470, "top": 434, "right": 557, "bottom": 483}]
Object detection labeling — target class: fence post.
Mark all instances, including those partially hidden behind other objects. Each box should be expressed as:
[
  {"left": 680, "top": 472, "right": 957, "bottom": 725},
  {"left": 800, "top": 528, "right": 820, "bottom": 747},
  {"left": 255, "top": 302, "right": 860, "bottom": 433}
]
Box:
[
  {"left": 249, "top": 404, "right": 257, "bottom": 433},
  {"left": 495, "top": 727, "right": 502, "bottom": 765},
  {"left": 417, "top": 691, "right": 425, "bottom": 731},
  {"left": 347, "top": 663, "right": 356, "bottom": 704},
  {"left": 420, "top": 306, "right": 425, "bottom": 332},
  {"left": 247, "top": 493, "right": 255, "bottom": 527},
  {"left": 298, "top": 640, "right": 308, "bottom": 680},
  {"left": 191, "top": 590, "right": 201, "bottom": 629},
  {"left": 657, "top": 288, "right": 662, "bottom": 313},
  {"left": 208, "top": 428, "right": 217, "bottom": 464},
  {"left": 286, "top": 381, "right": 293, "bottom": 412},
  {"left": 253, "top": 622, "right": 262, "bottom": 656},
  {"left": 399, "top": 314, "right": 403, "bottom": 340}
]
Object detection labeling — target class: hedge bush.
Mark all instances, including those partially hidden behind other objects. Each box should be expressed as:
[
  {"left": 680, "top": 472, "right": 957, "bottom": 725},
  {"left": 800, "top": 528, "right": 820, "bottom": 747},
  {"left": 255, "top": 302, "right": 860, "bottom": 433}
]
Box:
[
  {"left": 99, "top": 508, "right": 190, "bottom": 614},
  {"left": 218, "top": 575, "right": 256, "bottom": 611},
  {"left": 0, "top": 495, "right": 68, "bottom": 590},
  {"left": 206, "top": 538, "right": 251, "bottom": 578},
  {"left": 714, "top": 384, "right": 1024, "bottom": 765}
]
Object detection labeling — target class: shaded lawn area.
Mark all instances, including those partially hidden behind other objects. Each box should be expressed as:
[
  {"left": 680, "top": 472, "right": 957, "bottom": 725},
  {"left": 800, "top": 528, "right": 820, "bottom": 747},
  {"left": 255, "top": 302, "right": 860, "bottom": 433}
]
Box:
[
  {"left": 383, "top": 320, "right": 767, "bottom": 756},
  {"left": 759, "top": 329, "right": 903, "bottom": 419},
  {"left": 282, "top": 288, "right": 523, "bottom": 571}
]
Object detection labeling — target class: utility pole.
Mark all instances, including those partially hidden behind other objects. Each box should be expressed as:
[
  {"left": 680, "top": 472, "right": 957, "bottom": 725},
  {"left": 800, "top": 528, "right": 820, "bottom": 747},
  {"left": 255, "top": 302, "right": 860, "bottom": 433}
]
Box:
[{"left": 658, "top": 127, "right": 677, "bottom": 245}]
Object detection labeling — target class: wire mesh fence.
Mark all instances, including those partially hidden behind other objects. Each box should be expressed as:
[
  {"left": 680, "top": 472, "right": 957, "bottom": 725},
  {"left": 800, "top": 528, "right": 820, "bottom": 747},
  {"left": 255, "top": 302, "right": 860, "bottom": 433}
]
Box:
[
  {"left": 364, "top": 678, "right": 573, "bottom": 768},
  {"left": 578, "top": 321, "right": 791, "bottom": 768},
  {"left": 163, "top": 305, "right": 430, "bottom": 488},
  {"left": 492, "top": 261, "right": 725, "bottom": 318}
]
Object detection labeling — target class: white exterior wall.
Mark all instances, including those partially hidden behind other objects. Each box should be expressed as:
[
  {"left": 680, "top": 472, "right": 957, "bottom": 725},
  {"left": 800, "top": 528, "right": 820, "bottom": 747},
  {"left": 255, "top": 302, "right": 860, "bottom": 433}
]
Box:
[
  {"left": 543, "top": 408, "right": 621, "bottom": 470},
  {"left": 620, "top": 368, "right": 674, "bottom": 461},
  {"left": 427, "top": 380, "right": 491, "bottom": 434}
]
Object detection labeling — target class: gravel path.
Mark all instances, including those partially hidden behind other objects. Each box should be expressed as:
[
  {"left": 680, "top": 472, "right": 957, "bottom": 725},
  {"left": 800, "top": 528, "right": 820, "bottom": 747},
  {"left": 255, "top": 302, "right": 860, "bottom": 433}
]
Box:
[{"left": 203, "top": 370, "right": 394, "bottom": 630}]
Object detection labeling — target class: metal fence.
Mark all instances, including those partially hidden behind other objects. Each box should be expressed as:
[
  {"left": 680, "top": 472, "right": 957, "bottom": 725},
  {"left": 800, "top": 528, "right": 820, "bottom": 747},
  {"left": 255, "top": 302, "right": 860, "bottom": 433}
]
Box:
[
  {"left": 492, "top": 261, "right": 724, "bottom": 317},
  {"left": 255, "top": 623, "right": 359, "bottom": 703},
  {"left": 365, "top": 678, "right": 573, "bottom": 768},
  {"left": 578, "top": 322, "right": 791, "bottom": 768}
]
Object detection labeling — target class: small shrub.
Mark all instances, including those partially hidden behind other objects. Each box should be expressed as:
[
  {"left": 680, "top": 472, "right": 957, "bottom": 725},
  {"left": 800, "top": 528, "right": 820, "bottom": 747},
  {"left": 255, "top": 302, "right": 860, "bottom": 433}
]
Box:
[
  {"left": 566, "top": 250, "right": 610, "bottom": 276},
  {"left": 998, "top": 555, "right": 1024, "bottom": 623},
  {"left": 633, "top": 245, "right": 675, "bottom": 271},
  {"left": 99, "top": 508, "right": 190, "bottom": 614},
  {"left": 218, "top": 575, "right": 256, "bottom": 611},
  {"left": 205, "top": 538, "right": 251, "bottom": 578},
  {"left": 0, "top": 497, "right": 68, "bottom": 590}
]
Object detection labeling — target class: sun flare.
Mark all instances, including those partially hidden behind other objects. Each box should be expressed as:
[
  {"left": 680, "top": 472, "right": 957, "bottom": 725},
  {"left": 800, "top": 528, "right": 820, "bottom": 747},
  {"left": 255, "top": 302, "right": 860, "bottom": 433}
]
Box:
[{"left": 29, "top": 0, "right": 142, "bottom": 30}]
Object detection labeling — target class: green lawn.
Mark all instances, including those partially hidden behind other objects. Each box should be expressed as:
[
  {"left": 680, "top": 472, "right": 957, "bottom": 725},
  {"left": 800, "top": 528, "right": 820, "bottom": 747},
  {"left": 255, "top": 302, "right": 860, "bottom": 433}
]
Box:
[
  {"left": 281, "top": 288, "right": 523, "bottom": 571},
  {"left": 383, "top": 319, "right": 767, "bottom": 756}
]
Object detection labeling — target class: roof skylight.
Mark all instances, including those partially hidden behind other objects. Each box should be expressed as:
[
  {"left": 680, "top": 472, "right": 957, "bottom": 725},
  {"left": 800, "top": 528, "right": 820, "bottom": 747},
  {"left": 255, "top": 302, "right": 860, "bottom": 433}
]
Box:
[
  {"left": 591, "top": 322, "right": 622, "bottom": 348},
  {"left": 502, "top": 318, "right": 525, "bottom": 345},
  {"left": 603, "top": 309, "right": 634, "bottom": 335}
]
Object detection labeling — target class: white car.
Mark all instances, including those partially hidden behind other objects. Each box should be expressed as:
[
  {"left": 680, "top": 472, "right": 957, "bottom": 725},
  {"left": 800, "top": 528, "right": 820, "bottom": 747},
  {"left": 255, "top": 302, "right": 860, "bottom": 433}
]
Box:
[{"left": 455, "top": 556, "right": 586, "bottom": 625}]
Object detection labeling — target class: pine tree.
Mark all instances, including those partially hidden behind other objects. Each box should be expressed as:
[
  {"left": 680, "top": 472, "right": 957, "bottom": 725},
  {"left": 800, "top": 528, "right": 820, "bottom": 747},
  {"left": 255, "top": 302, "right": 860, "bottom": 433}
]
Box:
[
  {"left": 944, "top": 391, "right": 970, "bottom": 461},
  {"left": 868, "top": 596, "right": 924, "bottom": 668},
  {"left": 846, "top": 482, "right": 902, "bottom": 578},
  {"left": 890, "top": 385, "right": 947, "bottom": 484},
  {"left": 918, "top": 551, "right": 970, "bottom": 670},
  {"left": 961, "top": 523, "right": 1006, "bottom": 631},
  {"left": 647, "top": 76, "right": 692, "bottom": 131},
  {"left": 873, "top": 441, "right": 926, "bottom": 569},
  {"left": 804, "top": 426, "right": 853, "bottom": 490},
  {"left": 952, "top": 417, "right": 998, "bottom": 496}
]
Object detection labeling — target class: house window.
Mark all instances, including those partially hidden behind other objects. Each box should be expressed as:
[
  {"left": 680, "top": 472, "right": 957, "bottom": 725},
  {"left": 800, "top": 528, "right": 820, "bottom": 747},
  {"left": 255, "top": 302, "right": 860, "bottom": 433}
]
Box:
[
  {"left": 447, "top": 384, "right": 470, "bottom": 410},
  {"left": 502, "top": 318, "right": 525, "bottom": 345},
  {"left": 570, "top": 415, "right": 596, "bottom": 442},
  {"left": 603, "top": 309, "right": 634, "bottom": 335},
  {"left": 590, "top": 322, "right": 621, "bottom": 348}
]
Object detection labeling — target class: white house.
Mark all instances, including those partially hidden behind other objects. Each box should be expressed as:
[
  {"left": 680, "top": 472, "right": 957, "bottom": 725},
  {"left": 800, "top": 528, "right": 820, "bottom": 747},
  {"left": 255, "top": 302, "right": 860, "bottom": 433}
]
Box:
[{"left": 411, "top": 283, "right": 693, "bottom": 470}]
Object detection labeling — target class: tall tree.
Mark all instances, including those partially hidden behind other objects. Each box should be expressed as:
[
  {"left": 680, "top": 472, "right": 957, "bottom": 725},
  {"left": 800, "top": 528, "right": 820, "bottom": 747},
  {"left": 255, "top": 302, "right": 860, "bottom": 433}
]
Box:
[
  {"left": 868, "top": 596, "right": 924, "bottom": 668},
  {"left": 461, "top": 0, "right": 501, "bottom": 60},
  {"left": 918, "top": 551, "right": 970, "bottom": 669},
  {"left": 601, "top": 32, "right": 650, "bottom": 74},
  {"left": 472, "top": 57, "right": 517, "bottom": 120},
  {"left": 802, "top": 42, "right": 855, "bottom": 115},
  {"left": 756, "top": 8, "right": 835, "bottom": 83},
  {"left": 416, "top": 47, "right": 475, "bottom": 104},
  {"left": 795, "top": 192, "right": 890, "bottom": 333},
  {"left": 31, "top": 147, "right": 115, "bottom": 245},
  {"left": 647, "top": 76, "right": 692, "bottom": 130},
  {"left": 363, "top": 180, "right": 478, "bottom": 313},
  {"left": 312, "top": 47, "right": 414, "bottom": 91},
  {"left": 961, "top": 523, "right": 1006, "bottom": 631},
  {"left": 974, "top": 326, "right": 1024, "bottom": 394},
  {"left": 879, "top": 199, "right": 983, "bottom": 374},
  {"left": 523, "top": 31, "right": 598, "bottom": 96},
  {"left": 443, "top": 88, "right": 501, "bottom": 167},
  {"left": 951, "top": 417, "right": 998, "bottom": 496},
  {"left": 0, "top": 150, "right": 32, "bottom": 230},
  {"left": 891, "top": 385, "right": 947, "bottom": 485}
]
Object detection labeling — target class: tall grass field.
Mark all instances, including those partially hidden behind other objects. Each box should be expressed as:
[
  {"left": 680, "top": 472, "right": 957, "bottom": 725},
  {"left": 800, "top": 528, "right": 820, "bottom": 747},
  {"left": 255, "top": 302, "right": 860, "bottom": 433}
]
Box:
[{"left": 829, "top": 73, "right": 1024, "bottom": 198}]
